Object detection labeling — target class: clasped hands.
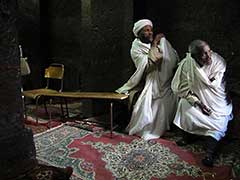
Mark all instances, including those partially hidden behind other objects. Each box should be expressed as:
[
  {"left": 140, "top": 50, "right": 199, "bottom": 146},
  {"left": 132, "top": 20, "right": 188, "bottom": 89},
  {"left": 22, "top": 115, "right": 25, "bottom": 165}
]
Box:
[
  {"left": 152, "top": 33, "right": 165, "bottom": 47},
  {"left": 148, "top": 33, "right": 165, "bottom": 63}
]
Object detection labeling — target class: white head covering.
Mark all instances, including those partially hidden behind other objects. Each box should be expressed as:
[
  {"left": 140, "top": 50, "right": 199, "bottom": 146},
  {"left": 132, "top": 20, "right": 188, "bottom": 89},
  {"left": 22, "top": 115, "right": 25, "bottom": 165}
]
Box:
[{"left": 133, "top": 19, "right": 153, "bottom": 37}]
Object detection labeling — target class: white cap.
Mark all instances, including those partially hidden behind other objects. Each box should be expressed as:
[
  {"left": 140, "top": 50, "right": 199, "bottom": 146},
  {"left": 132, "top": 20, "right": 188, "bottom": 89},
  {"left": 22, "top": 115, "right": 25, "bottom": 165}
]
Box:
[{"left": 133, "top": 19, "right": 153, "bottom": 37}]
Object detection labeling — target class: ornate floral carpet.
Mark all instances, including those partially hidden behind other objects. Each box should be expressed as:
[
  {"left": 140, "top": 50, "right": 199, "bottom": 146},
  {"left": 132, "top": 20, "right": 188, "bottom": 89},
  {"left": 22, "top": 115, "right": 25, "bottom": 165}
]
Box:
[
  {"left": 24, "top": 103, "right": 101, "bottom": 134},
  {"left": 34, "top": 124, "right": 234, "bottom": 180}
]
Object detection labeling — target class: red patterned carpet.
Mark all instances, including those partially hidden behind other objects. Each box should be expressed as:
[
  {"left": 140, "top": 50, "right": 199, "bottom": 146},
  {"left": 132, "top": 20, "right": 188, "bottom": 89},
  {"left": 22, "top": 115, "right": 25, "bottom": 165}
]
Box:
[
  {"left": 34, "top": 124, "right": 233, "bottom": 180},
  {"left": 24, "top": 104, "right": 67, "bottom": 134}
]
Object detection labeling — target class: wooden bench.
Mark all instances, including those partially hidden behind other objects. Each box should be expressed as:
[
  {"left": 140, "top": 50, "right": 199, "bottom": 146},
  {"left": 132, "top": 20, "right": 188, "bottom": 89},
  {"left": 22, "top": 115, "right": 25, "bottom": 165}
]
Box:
[{"left": 23, "top": 91, "right": 128, "bottom": 137}]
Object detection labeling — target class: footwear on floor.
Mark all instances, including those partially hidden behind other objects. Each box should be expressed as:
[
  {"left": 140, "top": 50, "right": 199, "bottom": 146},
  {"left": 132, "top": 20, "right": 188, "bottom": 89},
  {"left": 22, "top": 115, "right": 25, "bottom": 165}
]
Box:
[
  {"left": 202, "top": 154, "right": 214, "bottom": 167},
  {"left": 176, "top": 138, "right": 189, "bottom": 146}
]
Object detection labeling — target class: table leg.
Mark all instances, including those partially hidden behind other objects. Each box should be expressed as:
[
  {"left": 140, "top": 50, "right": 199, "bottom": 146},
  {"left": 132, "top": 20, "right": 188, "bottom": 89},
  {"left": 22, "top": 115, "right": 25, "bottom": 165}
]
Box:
[{"left": 110, "top": 102, "right": 113, "bottom": 138}]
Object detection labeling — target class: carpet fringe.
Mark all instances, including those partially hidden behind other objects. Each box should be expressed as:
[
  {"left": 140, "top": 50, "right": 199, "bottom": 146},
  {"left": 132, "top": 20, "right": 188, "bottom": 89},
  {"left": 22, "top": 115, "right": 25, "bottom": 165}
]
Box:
[{"left": 33, "top": 123, "right": 65, "bottom": 137}]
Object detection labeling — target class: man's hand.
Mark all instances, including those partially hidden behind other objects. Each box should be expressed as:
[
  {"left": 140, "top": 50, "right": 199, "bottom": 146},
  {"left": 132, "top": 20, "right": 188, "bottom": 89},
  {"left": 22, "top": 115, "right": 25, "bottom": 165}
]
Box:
[
  {"left": 152, "top": 33, "right": 165, "bottom": 47},
  {"left": 195, "top": 101, "right": 212, "bottom": 116},
  {"left": 148, "top": 46, "right": 163, "bottom": 63},
  {"left": 209, "top": 77, "right": 215, "bottom": 82}
]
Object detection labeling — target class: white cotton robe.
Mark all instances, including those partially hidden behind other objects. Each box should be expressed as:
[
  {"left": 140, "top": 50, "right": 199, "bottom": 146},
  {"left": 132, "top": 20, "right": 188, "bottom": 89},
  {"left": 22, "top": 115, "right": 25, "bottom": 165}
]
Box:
[
  {"left": 116, "top": 37, "right": 179, "bottom": 140},
  {"left": 171, "top": 53, "right": 233, "bottom": 141}
]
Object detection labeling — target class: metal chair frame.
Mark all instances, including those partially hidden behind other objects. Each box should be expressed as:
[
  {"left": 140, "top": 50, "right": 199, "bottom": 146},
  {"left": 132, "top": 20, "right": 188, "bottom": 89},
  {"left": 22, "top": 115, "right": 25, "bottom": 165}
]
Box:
[{"left": 22, "top": 63, "right": 65, "bottom": 124}]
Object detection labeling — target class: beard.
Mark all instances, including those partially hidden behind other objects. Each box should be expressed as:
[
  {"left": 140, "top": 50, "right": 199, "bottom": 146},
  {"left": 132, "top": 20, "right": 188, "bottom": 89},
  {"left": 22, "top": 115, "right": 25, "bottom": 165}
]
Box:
[{"left": 139, "top": 34, "right": 153, "bottom": 44}]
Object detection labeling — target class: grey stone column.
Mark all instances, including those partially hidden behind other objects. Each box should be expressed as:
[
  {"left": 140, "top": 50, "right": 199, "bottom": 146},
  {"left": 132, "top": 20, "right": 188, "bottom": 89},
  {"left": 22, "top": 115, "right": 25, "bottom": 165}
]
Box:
[
  {"left": 80, "top": 0, "right": 93, "bottom": 117},
  {"left": 0, "top": 0, "right": 37, "bottom": 179}
]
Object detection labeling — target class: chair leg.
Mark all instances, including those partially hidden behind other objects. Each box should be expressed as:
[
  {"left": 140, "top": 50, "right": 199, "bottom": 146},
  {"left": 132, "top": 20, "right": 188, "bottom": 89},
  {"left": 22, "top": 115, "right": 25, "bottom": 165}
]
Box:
[
  {"left": 35, "top": 96, "right": 41, "bottom": 124},
  {"left": 110, "top": 102, "right": 113, "bottom": 138},
  {"left": 43, "top": 96, "right": 49, "bottom": 116},
  {"left": 60, "top": 99, "right": 64, "bottom": 118},
  {"left": 22, "top": 96, "right": 27, "bottom": 120},
  {"left": 62, "top": 98, "right": 69, "bottom": 118},
  {"left": 48, "top": 98, "right": 53, "bottom": 129},
  {"left": 21, "top": 88, "right": 27, "bottom": 120}
]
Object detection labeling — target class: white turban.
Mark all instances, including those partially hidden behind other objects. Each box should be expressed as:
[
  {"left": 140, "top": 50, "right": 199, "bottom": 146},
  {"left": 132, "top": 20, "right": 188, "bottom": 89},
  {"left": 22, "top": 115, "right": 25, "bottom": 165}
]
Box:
[{"left": 133, "top": 19, "right": 153, "bottom": 37}]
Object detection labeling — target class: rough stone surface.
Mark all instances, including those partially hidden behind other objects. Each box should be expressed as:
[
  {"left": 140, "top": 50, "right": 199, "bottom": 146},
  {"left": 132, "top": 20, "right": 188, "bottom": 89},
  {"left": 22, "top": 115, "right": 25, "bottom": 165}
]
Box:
[
  {"left": 145, "top": 0, "right": 240, "bottom": 88},
  {"left": 0, "top": 0, "right": 37, "bottom": 178}
]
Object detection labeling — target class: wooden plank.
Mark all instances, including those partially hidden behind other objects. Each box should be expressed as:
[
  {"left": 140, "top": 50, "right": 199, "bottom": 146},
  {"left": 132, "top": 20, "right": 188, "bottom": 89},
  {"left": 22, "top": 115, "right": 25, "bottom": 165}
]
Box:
[{"left": 29, "top": 91, "right": 128, "bottom": 100}]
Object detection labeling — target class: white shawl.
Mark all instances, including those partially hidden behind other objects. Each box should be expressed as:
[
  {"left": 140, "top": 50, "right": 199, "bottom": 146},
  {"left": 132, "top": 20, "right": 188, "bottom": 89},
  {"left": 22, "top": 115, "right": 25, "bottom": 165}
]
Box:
[
  {"left": 171, "top": 53, "right": 233, "bottom": 140},
  {"left": 172, "top": 52, "right": 232, "bottom": 117},
  {"left": 116, "top": 37, "right": 179, "bottom": 97},
  {"left": 116, "top": 37, "right": 179, "bottom": 137}
]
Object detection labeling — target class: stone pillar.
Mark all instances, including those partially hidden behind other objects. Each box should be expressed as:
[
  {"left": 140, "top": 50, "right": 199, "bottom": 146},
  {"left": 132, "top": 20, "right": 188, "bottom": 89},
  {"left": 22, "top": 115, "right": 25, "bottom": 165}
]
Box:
[
  {"left": 81, "top": 0, "right": 92, "bottom": 63},
  {"left": 0, "top": 0, "right": 37, "bottom": 179},
  {"left": 80, "top": 0, "right": 93, "bottom": 117},
  {"left": 81, "top": 0, "right": 92, "bottom": 28},
  {"left": 120, "top": 0, "right": 134, "bottom": 84}
]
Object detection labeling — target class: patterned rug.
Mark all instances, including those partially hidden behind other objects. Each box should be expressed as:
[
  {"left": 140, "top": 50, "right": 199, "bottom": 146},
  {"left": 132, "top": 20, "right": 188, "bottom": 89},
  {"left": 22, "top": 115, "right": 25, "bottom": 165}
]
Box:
[
  {"left": 24, "top": 102, "right": 82, "bottom": 134},
  {"left": 25, "top": 123, "right": 49, "bottom": 134},
  {"left": 24, "top": 109, "right": 63, "bottom": 134},
  {"left": 25, "top": 102, "right": 109, "bottom": 135},
  {"left": 25, "top": 102, "right": 83, "bottom": 122},
  {"left": 34, "top": 124, "right": 233, "bottom": 180}
]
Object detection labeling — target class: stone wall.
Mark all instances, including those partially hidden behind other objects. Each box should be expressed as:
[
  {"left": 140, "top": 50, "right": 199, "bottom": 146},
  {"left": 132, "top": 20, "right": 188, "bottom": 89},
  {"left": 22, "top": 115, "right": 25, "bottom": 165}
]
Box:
[
  {"left": 145, "top": 0, "right": 239, "bottom": 58},
  {"left": 43, "top": 0, "right": 134, "bottom": 92},
  {"left": 0, "top": 0, "right": 37, "bottom": 178},
  {"left": 144, "top": 0, "right": 240, "bottom": 88},
  {"left": 34, "top": 0, "right": 134, "bottom": 116},
  {"left": 18, "top": 0, "right": 45, "bottom": 89}
]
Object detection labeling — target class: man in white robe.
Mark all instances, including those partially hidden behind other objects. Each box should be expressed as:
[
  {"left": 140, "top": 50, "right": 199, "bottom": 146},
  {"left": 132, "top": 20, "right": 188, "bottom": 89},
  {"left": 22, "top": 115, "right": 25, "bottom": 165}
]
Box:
[
  {"left": 171, "top": 40, "right": 233, "bottom": 166},
  {"left": 116, "top": 19, "right": 179, "bottom": 140}
]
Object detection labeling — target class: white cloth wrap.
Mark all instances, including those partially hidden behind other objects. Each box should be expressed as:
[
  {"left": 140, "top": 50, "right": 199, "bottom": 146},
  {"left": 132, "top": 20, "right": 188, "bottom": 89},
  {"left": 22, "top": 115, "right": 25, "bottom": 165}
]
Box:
[
  {"left": 116, "top": 37, "right": 179, "bottom": 140},
  {"left": 171, "top": 53, "right": 233, "bottom": 140}
]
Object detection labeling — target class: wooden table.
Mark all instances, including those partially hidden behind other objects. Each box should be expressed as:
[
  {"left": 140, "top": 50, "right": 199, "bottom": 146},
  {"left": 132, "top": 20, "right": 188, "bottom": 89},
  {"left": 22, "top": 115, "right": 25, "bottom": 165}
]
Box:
[{"left": 23, "top": 91, "right": 128, "bottom": 137}]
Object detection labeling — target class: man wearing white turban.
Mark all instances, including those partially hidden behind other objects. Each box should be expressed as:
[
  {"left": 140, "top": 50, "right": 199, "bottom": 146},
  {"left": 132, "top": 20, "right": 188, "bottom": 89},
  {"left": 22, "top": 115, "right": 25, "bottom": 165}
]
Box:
[
  {"left": 132, "top": 19, "right": 153, "bottom": 37},
  {"left": 171, "top": 40, "right": 233, "bottom": 166},
  {"left": 116, "top": 19, "right": 179, "bottom": 140}
]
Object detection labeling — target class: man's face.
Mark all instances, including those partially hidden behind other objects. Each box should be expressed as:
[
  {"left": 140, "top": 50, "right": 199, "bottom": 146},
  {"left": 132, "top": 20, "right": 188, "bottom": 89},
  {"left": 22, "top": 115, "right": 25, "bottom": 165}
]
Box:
[
  {"left": 138, "top": 25, "right": 153, "bottom": 44},
  {"left": 196, "top": 44, "right": 212, "bottom": 66}
]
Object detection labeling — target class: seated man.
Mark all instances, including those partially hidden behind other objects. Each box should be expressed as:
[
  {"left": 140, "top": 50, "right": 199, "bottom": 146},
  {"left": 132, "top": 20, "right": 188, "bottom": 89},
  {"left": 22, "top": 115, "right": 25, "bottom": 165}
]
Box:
[
  {"left": 116, "top": 19, "right": 179, "bottom": 140},
  {"left": 171, "top": 40, "right": 233, "bottom": 167}
]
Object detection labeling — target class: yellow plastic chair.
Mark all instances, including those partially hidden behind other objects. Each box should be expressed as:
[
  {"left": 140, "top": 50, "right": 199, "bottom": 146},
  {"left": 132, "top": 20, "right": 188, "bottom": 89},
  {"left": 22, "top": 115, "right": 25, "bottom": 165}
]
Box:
[{"left": 22, "top": 63, "right": 65, "bottom": 124}]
